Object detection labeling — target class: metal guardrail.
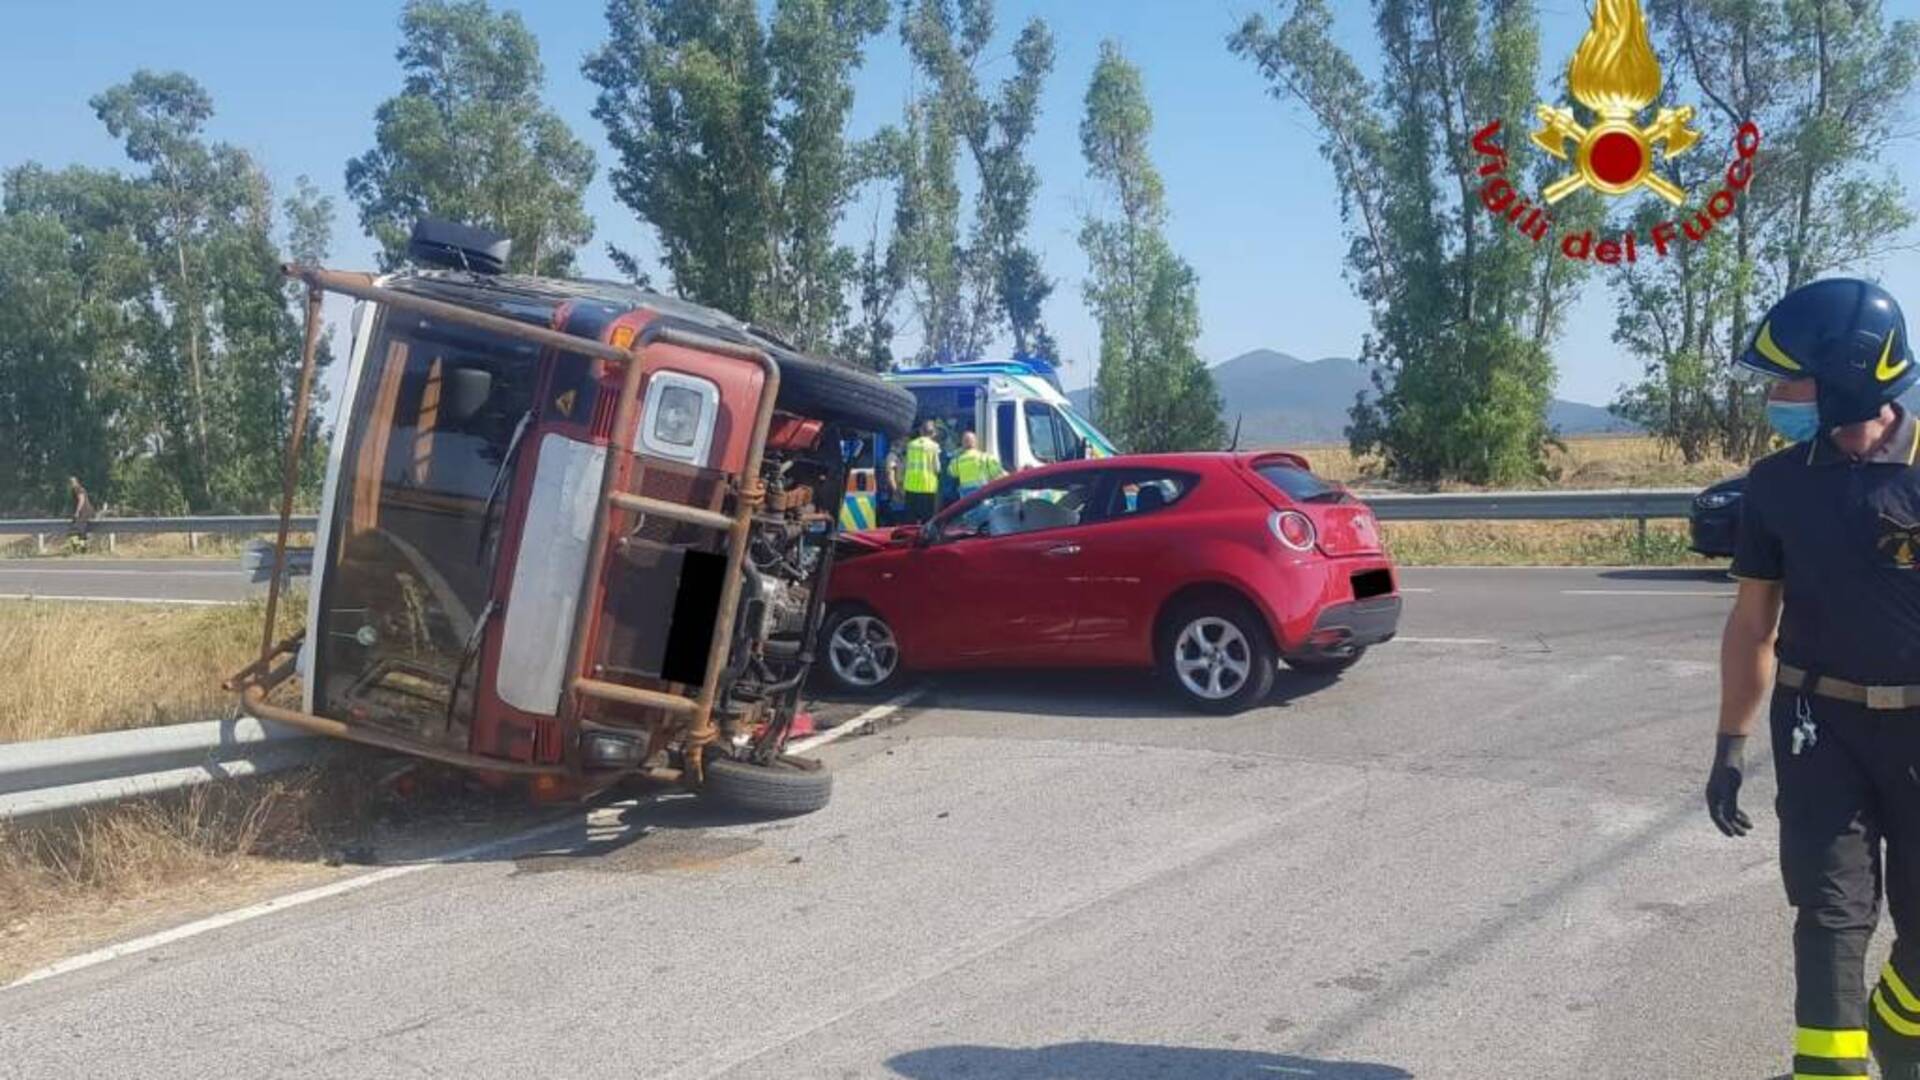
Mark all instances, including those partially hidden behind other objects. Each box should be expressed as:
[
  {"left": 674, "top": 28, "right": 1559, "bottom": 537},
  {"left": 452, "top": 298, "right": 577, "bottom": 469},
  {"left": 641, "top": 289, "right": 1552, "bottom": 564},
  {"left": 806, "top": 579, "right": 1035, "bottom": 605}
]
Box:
[
  {"left": 0, "top": 717, "right": 328, "bottom": 822},
  {"left": 0, "top": 492, "right": 1696, "bottom": 543},
  {"left": 0, "top": 515, "right": 320, "bottom": 555}
]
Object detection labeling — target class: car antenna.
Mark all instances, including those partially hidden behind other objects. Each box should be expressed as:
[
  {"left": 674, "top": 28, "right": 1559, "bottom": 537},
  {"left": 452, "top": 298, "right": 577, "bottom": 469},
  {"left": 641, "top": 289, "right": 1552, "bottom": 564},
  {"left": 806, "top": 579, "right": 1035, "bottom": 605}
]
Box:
[{"left": 1229, "top": 413, "right": 1243, "bottom": 452}]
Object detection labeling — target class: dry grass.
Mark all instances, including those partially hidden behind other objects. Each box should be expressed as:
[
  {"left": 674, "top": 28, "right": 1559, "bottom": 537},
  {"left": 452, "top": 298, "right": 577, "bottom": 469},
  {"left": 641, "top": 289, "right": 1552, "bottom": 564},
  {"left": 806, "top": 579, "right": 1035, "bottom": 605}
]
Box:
[
  {"left": 0, "top": 773, "right": 344, "bottom": 982},
  {"left": 0, "top": 594, "right": 301, "bottom": 744},
  {"left": 1380, "top": 520, "right": 1715, "bottom": 567},
  {"left": 1288, "top": 433, "right": 1745, "bottom": 492}
]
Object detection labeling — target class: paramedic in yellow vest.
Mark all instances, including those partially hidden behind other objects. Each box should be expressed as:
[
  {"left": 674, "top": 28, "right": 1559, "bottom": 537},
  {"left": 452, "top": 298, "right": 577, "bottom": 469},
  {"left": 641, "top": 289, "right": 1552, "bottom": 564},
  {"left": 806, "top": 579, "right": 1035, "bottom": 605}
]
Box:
[
  {"left": 902, "top": 419, "right": 943, "bottom": 522},
  {"left": 948, "top": 431, "right": 1004, "bottom": 500}
]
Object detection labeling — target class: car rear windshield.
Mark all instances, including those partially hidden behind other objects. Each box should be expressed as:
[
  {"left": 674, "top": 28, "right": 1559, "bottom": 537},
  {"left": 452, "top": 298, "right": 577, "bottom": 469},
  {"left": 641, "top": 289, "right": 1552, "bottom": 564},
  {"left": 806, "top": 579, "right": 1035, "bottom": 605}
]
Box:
[{"left": 1256, "top": 461, "right": 1347, "bottom": 503}]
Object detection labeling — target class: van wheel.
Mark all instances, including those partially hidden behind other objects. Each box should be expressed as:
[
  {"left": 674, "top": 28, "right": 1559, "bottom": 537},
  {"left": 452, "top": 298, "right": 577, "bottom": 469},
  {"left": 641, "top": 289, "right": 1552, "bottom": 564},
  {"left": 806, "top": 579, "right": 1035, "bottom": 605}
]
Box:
[
  {"left": 1158, "top": 599, "right": 1276, "bottom": 714},
  {"left": 771, "top": 350, "right": 916, "bottom": 438},
  {"left": 703, "top": 756, "right": 832, "bottom": 816}
]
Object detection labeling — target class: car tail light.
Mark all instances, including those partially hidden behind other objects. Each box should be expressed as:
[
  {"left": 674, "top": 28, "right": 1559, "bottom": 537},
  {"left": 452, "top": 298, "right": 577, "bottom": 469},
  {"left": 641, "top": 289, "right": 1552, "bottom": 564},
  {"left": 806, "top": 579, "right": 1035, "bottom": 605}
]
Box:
[{"left": 1269, "top": 510, "right": 1317, "bottom": 552}]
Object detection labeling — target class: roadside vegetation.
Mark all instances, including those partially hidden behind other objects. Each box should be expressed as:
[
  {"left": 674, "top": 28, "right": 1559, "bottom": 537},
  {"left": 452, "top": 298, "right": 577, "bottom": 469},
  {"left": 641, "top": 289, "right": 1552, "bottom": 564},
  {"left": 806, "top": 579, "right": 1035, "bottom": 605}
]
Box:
[
  {"left": 1297, "top": 434, "right": 1746, "bottom": 492},
  {"left": 0, "top": 776, "right": 334, "bottom": 982},
  {"left": 0, "top": 593, "right": 301, "bottom": 743}
]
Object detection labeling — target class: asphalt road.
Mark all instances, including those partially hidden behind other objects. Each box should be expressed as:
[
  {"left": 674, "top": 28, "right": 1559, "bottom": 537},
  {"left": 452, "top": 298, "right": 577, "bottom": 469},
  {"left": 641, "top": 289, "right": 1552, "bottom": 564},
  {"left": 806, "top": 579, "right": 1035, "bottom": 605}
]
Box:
[
  {"left": 1, "top": 566, "right": 1813, "bottom": 1079},
  {"left": 0, "top": 558, "right": 268, "bottom": 605}
]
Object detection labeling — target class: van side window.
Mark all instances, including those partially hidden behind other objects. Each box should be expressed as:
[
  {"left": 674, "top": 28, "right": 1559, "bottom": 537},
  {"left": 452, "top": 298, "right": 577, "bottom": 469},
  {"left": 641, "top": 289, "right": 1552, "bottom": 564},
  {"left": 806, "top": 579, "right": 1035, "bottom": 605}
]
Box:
[
  {"left": 1024, "top": 402, "right": 1063, "bottom": 463},
  {"left": 996, "top": 402, "right": 1017, "bottom": 466}
]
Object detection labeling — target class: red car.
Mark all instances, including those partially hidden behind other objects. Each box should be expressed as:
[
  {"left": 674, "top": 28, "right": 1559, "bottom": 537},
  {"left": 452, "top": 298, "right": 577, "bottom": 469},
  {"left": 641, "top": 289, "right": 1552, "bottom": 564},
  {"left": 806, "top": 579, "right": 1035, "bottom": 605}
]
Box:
[{"left": 821, "top": 452, "right": 1401, "bottom": 711}]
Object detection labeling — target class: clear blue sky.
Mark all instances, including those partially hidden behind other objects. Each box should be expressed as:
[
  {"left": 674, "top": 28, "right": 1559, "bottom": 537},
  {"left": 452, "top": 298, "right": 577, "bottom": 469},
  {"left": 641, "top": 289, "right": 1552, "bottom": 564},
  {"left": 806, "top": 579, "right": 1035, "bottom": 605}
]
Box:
[{"left": 3, "top": 0, "right": 1917, "bottom": 411}]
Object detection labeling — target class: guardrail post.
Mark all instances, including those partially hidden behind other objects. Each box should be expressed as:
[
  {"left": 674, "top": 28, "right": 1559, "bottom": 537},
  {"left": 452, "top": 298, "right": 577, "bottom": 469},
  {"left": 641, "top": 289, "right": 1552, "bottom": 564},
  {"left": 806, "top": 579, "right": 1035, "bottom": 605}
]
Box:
[
  {"left": 1635, "top": 516, "right": 1648, "bottom": 560},
  {"left": 188, "top": 532, "right": 199, "bottom": 553},
  {"left": 105, "top": 532, "right": 116, "bottom": 554},
  {"left": 34, "top": 533, "right": 44, "bottom": 555}
]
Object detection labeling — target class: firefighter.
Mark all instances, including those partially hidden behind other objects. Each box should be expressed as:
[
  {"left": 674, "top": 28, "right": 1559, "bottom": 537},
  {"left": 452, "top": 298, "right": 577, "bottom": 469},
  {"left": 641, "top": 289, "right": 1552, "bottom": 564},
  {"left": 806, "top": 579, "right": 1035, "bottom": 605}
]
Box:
[
  {"left": 1707, "top": 278, "right": 1920, "bottom": 1080},
  {"left": 948, "top": 431, "right": 1005, "bottom": 500},
  {"left": 902, "top": 419, "right": 942, "bottom": 522}
]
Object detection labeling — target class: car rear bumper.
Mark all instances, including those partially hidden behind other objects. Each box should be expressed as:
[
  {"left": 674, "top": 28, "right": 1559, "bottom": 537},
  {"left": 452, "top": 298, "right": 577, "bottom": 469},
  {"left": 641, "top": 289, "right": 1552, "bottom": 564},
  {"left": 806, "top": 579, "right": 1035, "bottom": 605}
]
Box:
[{"left": 1288, "top": 595, "right": 1402, "bottom": 659}]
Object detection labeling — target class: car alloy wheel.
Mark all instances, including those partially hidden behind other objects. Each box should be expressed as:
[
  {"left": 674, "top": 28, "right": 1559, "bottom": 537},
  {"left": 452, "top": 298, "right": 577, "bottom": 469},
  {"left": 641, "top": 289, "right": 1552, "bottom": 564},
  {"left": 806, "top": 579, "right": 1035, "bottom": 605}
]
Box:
[
  {"left": 1174, "top": 616, "right": 1253, "bottom": 701},
  {"left": 827, "top": 613, "right": 899, "bottom": 690}
]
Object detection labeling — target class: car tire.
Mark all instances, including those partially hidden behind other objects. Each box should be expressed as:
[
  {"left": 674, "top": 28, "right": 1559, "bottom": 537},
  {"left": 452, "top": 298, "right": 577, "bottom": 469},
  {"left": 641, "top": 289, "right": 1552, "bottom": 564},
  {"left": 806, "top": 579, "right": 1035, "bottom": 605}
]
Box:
[
  {"left": 820, "top": 605, "right": 905, "bottom": 696},
  {"left": 703, "top": 755, "right": 832, "bottom": 816},
  {"left": 1158, "top": 598, "right": 1277, "bottom": 714},
  {"left": 1284, "top": 648, "right": 1367, "bottom": 674},
  {"left": 771, "top": 350, "right": 916, "bottom": 438}
]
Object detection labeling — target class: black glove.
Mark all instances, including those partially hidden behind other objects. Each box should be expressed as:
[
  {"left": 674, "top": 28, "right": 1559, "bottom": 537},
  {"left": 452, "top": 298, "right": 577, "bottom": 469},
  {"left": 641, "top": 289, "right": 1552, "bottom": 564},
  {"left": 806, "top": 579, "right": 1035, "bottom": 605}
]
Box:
[{"left": 1706, "top": 733, "right": 1753, "bottom": 837}]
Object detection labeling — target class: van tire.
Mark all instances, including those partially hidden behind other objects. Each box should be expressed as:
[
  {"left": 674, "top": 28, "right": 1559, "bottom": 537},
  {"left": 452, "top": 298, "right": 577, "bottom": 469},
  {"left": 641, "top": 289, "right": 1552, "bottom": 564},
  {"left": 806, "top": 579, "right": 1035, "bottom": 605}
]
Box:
[
  {"left": 772, "top": 350, "right": 916, "bottom": 438},
  {"left": 702, "top": 755, "right": 833, "bottom": 816}
]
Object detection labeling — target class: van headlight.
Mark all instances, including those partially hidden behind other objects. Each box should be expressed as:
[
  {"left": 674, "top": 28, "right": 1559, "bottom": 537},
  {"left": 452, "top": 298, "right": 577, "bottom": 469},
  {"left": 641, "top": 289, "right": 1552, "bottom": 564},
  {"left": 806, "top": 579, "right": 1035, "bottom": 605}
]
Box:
[
  {"left": 1695, "top": 491, "right": 1740, "bottom": 511},
  {"left": 639, "top": 372, "right": 719, "bottom": 465}
]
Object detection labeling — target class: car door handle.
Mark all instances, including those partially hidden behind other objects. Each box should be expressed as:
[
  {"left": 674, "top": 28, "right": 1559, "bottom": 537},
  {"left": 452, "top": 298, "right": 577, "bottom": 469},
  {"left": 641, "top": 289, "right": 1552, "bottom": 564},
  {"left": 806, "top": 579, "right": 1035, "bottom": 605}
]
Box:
[{"left": 1045, "top": 544, "right": 1081, "bottom": 557}]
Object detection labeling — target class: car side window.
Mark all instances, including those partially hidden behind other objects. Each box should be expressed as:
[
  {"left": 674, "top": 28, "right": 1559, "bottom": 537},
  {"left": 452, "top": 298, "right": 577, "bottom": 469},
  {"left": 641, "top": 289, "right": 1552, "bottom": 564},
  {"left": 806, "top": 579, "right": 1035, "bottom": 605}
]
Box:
[
  {"left": 996, "top": 401, "right": 1017, "bottom": 468},
  {"left": 945, "top": 474, "right": 1103, "bottom": 540},
  {"left": 1106, "top": 471, "right": 1193, "bottom": 518}
]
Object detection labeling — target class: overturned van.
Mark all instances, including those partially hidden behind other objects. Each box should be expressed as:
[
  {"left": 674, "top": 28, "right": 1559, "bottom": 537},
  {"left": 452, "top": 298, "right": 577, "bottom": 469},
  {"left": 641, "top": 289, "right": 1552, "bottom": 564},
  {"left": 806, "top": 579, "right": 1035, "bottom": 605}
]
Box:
[{"left": 229, "top": 221, "right": 914, "bottom": 814}]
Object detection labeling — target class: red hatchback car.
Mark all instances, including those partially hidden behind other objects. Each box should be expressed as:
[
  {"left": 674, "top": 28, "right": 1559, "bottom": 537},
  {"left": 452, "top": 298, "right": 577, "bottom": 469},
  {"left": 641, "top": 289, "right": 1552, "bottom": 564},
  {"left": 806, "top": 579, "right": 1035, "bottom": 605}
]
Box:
[{"left": 821, "top": 452, "right": 1401, "bottom": 711}]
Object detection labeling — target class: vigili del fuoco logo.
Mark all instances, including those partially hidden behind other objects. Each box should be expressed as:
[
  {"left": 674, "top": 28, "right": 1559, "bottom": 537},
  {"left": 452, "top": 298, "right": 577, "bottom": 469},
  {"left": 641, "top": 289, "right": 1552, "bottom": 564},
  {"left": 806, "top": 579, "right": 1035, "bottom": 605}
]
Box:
[{"left": 1470, "top": 0, "right": 1761, "bottom": 264}]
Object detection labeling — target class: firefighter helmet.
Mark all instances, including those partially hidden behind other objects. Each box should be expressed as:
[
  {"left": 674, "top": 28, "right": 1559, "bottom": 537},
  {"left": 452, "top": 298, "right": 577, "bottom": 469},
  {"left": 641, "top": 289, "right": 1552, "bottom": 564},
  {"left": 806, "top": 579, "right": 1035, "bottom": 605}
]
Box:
[{"left": 1738, "top": 278, "right": 1915, "bottom": 427}]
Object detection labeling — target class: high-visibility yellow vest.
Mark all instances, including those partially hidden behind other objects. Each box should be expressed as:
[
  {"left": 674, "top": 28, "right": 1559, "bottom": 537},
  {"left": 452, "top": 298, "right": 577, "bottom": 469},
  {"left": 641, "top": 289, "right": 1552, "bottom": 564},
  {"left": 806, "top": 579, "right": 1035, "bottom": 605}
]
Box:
[
  {"left": 950, "top": 449, "right": 1004, "bottom": 489},
  {"left": 903, "top": 437, "right": 941, "bottom": 494}
]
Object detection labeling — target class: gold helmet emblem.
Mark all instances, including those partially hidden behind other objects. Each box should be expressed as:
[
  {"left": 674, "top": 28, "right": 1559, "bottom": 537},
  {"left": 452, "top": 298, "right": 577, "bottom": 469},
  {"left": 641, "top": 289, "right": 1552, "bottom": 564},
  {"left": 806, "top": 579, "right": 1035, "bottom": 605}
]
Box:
[{"left": 1531, "top": 0, "right": 1701, "bottom": 205}]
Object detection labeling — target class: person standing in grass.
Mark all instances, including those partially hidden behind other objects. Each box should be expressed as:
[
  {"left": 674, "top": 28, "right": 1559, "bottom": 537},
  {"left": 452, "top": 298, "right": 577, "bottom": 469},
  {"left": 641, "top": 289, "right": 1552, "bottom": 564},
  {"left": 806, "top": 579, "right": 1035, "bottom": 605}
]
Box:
[{"left": 66, "top": 477, "right": 95, "bottom": 554}]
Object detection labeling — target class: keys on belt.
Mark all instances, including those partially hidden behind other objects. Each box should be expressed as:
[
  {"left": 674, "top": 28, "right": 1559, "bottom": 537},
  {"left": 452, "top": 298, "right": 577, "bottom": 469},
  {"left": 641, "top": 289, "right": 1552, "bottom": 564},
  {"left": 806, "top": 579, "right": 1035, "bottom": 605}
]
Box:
[{"left": 1779, "top": 663, "right": 1920, "bottom": 711}]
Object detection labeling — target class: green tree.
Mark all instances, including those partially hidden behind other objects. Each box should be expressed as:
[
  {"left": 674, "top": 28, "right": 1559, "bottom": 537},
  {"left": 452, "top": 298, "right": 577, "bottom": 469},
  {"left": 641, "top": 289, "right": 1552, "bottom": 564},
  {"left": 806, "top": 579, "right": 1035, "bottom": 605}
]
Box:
[
  {"left": 1618, "top": 0, "right": 1920, "bottom": 460},
  {"left": 1078, "top": 42, "right": 1225, "bottom": 454},
  {"left": 898, "top": 0, "right": 1057, "bottom": 362},
  {"left": 91, "top": 71, "right": 219, "bottom": 488},
  {"left": 1233, "top": 0, "right": 1574, "bottom": 485},
  {"left": 348, "top": 0, "right": 596, "bottom": 276},
  {"left": 585, "top": 0, "right": 888, "bottom": 350},
  {"left": 2, "top": 75, "right": 323, "bottom": 517},
  {"left": 0, "top": 165, "right": 156, "bottom": 514}
]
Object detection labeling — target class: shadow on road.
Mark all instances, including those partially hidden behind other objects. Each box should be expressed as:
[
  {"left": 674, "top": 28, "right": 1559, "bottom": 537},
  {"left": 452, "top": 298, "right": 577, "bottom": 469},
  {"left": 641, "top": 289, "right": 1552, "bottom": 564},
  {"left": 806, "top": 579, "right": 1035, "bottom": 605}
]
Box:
[
  {"left": 1597, "top": 566, "right": 1731, "bottom": 583},
  {"left": 886, "top": 1041, "right": 1412, "bottom": 1079},
  {"left": 888, "top": 668, "right": 1344, "bottom": 720}
]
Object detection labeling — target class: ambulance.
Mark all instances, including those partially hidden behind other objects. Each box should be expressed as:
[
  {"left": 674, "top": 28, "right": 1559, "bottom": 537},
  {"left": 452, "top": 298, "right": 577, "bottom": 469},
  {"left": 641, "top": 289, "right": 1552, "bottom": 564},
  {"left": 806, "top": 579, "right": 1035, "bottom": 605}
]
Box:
[{"left": 839, "top": 360, "right": 1118, "bottom": 530}]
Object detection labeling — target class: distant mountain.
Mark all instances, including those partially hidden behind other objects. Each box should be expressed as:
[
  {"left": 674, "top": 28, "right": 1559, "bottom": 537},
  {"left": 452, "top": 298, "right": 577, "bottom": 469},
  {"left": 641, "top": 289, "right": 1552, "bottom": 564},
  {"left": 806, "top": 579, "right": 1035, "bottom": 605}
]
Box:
[{"left": 1069, "top": 349, "right": 1640, "bottom": 446}]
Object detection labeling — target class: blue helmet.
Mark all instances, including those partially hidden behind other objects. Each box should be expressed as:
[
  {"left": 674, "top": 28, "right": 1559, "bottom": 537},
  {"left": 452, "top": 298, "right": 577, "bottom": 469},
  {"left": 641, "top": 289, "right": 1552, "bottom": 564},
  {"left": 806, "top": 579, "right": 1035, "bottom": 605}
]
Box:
[{"left": 1738, "top": 278, "right": 1915, "bottom": 427}]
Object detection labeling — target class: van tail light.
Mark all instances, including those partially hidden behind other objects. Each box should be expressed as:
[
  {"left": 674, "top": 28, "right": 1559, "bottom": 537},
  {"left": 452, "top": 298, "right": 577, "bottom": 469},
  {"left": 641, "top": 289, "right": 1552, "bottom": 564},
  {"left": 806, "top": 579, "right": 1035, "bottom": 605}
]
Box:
[{"left": 1269, "top": 510, "right": 1317, "bottom": 553}]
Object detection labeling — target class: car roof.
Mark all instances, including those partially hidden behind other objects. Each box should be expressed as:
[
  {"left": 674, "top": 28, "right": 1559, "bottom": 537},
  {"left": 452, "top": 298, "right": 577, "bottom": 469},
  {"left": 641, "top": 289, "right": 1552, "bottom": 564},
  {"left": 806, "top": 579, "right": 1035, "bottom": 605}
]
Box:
[{"left": 1001, "top": 450, "right": 1309, "bottom": 479}]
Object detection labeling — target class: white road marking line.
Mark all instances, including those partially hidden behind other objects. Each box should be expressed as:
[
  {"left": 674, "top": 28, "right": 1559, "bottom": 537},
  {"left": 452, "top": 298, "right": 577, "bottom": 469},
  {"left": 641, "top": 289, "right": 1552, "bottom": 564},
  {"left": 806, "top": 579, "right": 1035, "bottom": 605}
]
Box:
[
  {"left": 4, "top": 812, "right": 590, "bottom": 991},
  {"left": 1398, "top": 587, "right": 1435, "bottom": 593},
  {"left": 1561, "top": 589, "right": 1734, "bottom": 598},
  {"left": 0, "top": 594, "right": 240, "bottom": 607},
  {"left": 7, "top": 688, "right": 928, "bottom": 992},
  {"left": 1394, "top": 636, "right": 1499, "bottom": 645},
  {"left": 789, "top": 688, "right": 925, "bottom": 754}
]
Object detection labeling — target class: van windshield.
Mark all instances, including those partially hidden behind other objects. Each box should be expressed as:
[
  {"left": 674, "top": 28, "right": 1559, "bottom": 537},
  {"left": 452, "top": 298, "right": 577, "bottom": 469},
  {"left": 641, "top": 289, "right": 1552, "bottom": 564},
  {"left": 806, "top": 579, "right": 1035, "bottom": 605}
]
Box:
[{"left": 314, "top": 306, "right": 541, "bottom": 742}]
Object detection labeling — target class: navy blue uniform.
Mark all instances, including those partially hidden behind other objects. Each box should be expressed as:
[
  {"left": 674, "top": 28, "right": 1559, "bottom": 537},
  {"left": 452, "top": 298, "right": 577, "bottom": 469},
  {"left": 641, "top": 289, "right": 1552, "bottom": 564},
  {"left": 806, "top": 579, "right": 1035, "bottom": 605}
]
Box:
[{"left": 1734, "top": 405, "right": 1920, "bottom": 1073}]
